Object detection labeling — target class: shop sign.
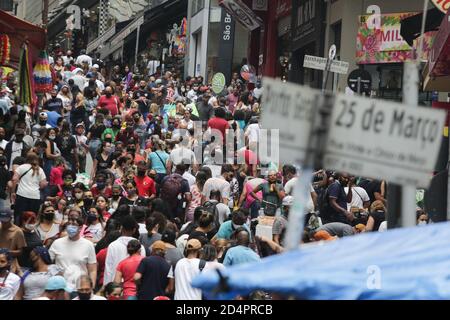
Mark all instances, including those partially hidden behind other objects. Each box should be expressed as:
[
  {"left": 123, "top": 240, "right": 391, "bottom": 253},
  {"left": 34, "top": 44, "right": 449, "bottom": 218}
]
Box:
[
  {"left": 219, "top": 0, "right": 263, "bottom": 31},
  {"left": 276, "top": 0, "right": 292, "bottom": 20},
  {"left": 356, "top": 13, "right": 436, "bottom": 64},
  {"left": 431, "top": 0, "right": 450, "bottom": 13}
]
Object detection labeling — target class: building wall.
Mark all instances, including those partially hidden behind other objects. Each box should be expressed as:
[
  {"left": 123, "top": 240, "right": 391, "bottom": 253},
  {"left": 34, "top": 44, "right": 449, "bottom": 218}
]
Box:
[{"left": 326, "top": 0, "right": 428, "bottom": 92}]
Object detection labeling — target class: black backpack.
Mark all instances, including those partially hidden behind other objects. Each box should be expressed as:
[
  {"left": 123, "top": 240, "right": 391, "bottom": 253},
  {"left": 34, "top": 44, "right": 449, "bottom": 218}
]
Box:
[
  {"left": 317, "top": 186, "right": 332, "bottom": 222},
  {"left": 203, "top": 200, "right": 220, "bottom": 225}
]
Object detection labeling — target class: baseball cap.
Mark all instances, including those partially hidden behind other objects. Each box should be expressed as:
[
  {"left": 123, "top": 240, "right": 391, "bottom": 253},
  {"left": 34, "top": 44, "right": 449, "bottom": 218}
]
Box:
[
  {"left": 0, "top": 209, "right": 13, "bottom": 222},
  {"left": 151, "top": 240, "right": 166, "bottom": 252},
  {"left": 282, "top": 196, "right": 294, "bottom": 206},
  {"left": 39, "top": 112, "right": 48, "bottom": 119},
  {"left": 75, "top": 122, "right": 85, "bottom": 128},
  {"left": 355, "top": 224, "right": 366, "bottom": 232},
  {"left": 45, "top": 276, "right": 71, "bottom": 292},
  {"left": 186, "top": 239, "right": 202, "bottom": 250}
]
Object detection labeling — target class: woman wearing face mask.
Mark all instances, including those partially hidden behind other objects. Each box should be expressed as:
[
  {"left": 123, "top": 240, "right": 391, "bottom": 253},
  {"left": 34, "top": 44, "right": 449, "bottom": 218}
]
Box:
[
  {"left": 18, "top": 212, "right": 43, "bottom": 270},
  {"left": 110, "top": 184, "right": 123, "bottom": 212},
  {"left": 17, "top": 246, "right": 62, "bottom": 300},
  {"left": 95, "top": 195, "right": 111, "bottom": 221},
  {"left": 57, "top": 85, "right": 73, "bottom": 120},
  {"left": 91, "top": 141, "right": 113, "bottom": 181},
  {"left": 54, "top": 198, "right": 68, "bottom": 224},
  {"left": 43, "top": 128, "right": 61, "bottom": 179},
  {"left": 365, "top": 200, "right": 386, "bottom": 232},
  {"left": 36, "top": 203, "right": 61, "bottom": 246},
  {"left": 118, "top": 179, "right": 145, "bottom": 207},
  {"left": 70, "top": 93, "right": 88, "bottom": 133},
  {"left": 0, "top": 248, "right": 21, "bottom": 300},
  {"left": 103, "top": 282, "right": 123, "bottom": 300},
  {"left": 417, "top": 209, "right": 430, "bottom": 226},
  {"left": 83, "top": 207, "right": 105, "bottom": 244}
]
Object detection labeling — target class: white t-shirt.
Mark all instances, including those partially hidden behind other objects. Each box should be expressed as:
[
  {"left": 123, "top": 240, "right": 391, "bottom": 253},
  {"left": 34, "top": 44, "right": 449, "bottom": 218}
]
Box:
[
  {"left": 203, "top": 177, "right": 230, "bottom": 201},
  {"left": 168, "top": 258, "right": 202, "bottom": 300},
  {"left": 138, "top": 223, "right": 147, "bottom": 235},
  {"left": 85, "top": 223, "right": 104, "bottom": 242},
  {"left": 147, "top": 60, "right": 160, "bottom": 76},
  {"left": 15, "top": 164, "right": 47, "bottom": 199},
  {"left": 284, "top": 177, "right": 315, "bottom": 212},
  {"left": 216, "top": 202, "right": 231, "bottom": 225},
  {"left": 0, "top": 272, "right": 21, "bottom": 300},
  {"left": 204, "top": 261, "right": 226, "bottom": 272},
  {"left": 72, "top": 294, "right": 107, "bottom": 300},
  {"left": 49, "top": 236, "right": 97, "bottom": 292},
  {"left": 169, "top": 146, "right": 197, "bottom": 169},
  {"left": 245, "top": 123, "right": 260, "bottom": 144},
  {"left": 103, "top": 236, "right": 146, "bottom": 285},
  {"left": 378, "top": 221, "right": 388, "bottom": 232},
  {"left": 9, "top": 141, "right": 24, "bottom": 169},
  {"left": 344, "top": 187, "right": 370, "bottom": 210},
  {"left": 0, "top": 139, "right": 8, "bottom": 150},
  {"left": 183, "top": 171, "right": 196, "bottom": 188}
]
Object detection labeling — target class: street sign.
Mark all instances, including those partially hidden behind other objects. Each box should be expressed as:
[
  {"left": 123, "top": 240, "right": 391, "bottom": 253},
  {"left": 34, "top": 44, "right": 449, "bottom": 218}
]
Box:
[
  {"left": 303, "top": 55, "right": 349, "bottom": 75},
  {"left": 261, "top": 77, "right": 319, "bottom": 165},
  {"left": 324, "top": 94, "right": 446, "bottom": 187},
  {"left": 212, "top": 73, "right": 226, "bottom": 94},
  {"left": 347, "top": 69, "right": 372, "bottom": 93},
  {"left": 329, "top": 44, "right": 337, "bottom": 60}
]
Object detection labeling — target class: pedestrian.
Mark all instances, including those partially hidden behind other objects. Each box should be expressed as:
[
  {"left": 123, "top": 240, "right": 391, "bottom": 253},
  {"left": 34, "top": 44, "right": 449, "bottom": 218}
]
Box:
[
  {"left": 72, "top": 275, "right": 106, "bottom": 300},
  {"left": 0, "top": 248, "right": 21, "bottom": 300},
  {"left": 113, "top": 239, "right": 143, "bottom": 300}
]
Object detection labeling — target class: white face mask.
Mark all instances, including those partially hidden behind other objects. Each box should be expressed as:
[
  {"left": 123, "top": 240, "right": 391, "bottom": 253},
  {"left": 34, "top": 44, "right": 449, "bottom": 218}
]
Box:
[{"left": 418, "top": 220, "right": 427, "bottom": 226}]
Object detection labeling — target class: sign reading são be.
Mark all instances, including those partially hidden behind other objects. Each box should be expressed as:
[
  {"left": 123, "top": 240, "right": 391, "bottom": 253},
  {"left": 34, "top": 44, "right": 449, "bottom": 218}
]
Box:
[{"left": 261, "top": 78, "right": 446, "bottom": 188}]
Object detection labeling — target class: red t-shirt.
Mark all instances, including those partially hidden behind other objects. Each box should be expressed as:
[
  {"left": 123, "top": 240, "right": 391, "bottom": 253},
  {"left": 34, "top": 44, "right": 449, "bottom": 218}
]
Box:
[
  {"left": 134, "top": 176, "right": 156, "bottom": 198},
  {"left": 96, "top": 248, "right": 108, "bottom": 286},
  {"left": 208, "top": 117, "right": 230, "bottom": 142},
  {"left": 91, "top": 186, "right": 113, "bottom": 198},
  {"left": 116, "top": 255, "right": 144, "bottom": 299},
  {"left": 97, "top": 95, "right": 121, "bottom": 117}
]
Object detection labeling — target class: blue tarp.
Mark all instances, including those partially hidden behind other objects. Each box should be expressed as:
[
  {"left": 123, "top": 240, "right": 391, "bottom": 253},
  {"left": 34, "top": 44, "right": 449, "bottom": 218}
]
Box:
[{"left": 192, "top": 222, "right": 450, "bottom": 300}]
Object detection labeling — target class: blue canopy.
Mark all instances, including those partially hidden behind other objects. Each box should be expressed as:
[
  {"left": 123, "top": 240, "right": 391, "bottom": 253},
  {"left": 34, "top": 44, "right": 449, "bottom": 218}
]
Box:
[{"left": 193, "top": 222, "right": 450, "bottom": 300}]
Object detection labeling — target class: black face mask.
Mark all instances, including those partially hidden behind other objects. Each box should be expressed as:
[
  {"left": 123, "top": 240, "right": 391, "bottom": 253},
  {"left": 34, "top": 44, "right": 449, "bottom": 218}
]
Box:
[
  {"left": 44, "top": 213, "right": 55, "bottom": 221},
  {"left": 87, "top": 214, "right": 97, "bottom": 224},
  {"left": 78, "top": 292, "right": 92, "bottom": 300},
  {"left": 39, "top": 120, "right": 47, "bottom": 126},
  {"left": 127, "top": 149, "right": 136, "bottom": 154},
  {"left": 140, "top": 86, "right": 146, "bottom": 90},
  {"left": 112, "top": 194, "right": 120, "bottom": 200},
  {"left": 104, "top": 138, "right": 112, "bottom": 143},
  {"left": 0, "top": 265, "right": 9, "bottom": 273},
  {"left": 113, "top": 123, "right": 120, "bottom": 128},
  {"left": 106, "top": 93, "right": 112, "bottom": 98},
  {"left": 137, "top": 170, "right": 146, "bottom": 177},
  {"left": 84, "top": 198, "right": 94, "bottom": 208}
]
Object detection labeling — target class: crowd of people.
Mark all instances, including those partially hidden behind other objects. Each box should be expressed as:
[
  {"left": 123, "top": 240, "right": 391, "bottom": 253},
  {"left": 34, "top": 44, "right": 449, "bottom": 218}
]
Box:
[{"left": 0, "top": 48, "right": 431, "bottom": 300}]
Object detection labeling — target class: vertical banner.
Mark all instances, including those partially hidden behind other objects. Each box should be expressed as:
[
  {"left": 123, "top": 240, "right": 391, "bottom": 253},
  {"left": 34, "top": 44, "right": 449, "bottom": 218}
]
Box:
[{"left": 217, "top": 8, "right": 236, "bottom": 85}]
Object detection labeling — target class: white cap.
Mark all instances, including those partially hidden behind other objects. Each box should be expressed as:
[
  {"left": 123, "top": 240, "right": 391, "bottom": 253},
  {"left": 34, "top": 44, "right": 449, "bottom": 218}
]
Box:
[
  {"left": 282, "top": 196, "right": 294, "bottom": 206},
  {"left": 73, "top": 68, "right": 83, "bottom": 75},
  {"left": 92, "top": 64, "right": 99, "bottom": 69}
]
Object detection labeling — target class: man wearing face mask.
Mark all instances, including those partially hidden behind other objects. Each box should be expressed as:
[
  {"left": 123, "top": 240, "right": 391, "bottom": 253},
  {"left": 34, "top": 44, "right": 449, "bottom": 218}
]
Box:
[
  {"left": 49, "top": 213, "right": 97, "bottom": 293},
  {"left": 31, "top": 113, "right": 52, "bottom": 142},
  {"left": 97, "top": 86, "right": 121, "bottom": 117},
  {"left": 73, "top": 275, "right": 106, "bottom": 300},
  {"left": 134, "top": 161, "right": 156, "bottom": 200},
  {"left": 133, "top": 81, "right": 151, "bottom": 119},
  {"left": 323, "top": 172, "right": 354, "bottom": 225},
  {"left": 5, "top": 128, "right": 30, "bottom": 171},
  {"left": 212, "top": 209, "right": 251, "bottom": 241},
  {"left": 44, "top": 88, "right": 64, "bottom": 114}
]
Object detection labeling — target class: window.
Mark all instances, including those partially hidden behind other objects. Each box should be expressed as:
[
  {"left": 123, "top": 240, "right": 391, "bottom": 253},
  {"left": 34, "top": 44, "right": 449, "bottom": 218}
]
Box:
[
  {"left": 0, "top": 0, "right": 13, "bottom": 12},
  {"left": 191, "top": 0, "right": 205, "bottom": 17}
]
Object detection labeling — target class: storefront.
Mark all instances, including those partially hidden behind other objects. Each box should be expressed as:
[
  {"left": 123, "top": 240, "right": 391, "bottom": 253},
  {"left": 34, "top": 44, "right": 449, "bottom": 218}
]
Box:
[
  {"left": 275, "top": 0, "right": 292, "bottom": 80},
  {"left": 289, "top": 0, "right": 326, "bottom": 87},
  {"left": 356, "top": 12, "right": 436, "bottom": 103}
]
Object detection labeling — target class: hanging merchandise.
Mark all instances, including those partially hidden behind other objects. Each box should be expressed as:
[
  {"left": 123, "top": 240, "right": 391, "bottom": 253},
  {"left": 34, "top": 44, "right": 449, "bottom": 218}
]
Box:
[
  {"left": 33, "top": 51, "right": 53, "bottom": 94},
  {"left": 180, "top": 18, "right": 187, "bottom": 37},
  {"left": 18, "top": 44, "right": 33, "bottom": 106},
  {"left": 0, "top": 34, "right": 11, "bottom": 66}
]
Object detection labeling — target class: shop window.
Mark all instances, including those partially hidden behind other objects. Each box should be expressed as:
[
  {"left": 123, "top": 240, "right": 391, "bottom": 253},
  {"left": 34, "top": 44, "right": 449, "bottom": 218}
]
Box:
[{"left": 192, "top": 0, "right": 205, "bottom": 17}]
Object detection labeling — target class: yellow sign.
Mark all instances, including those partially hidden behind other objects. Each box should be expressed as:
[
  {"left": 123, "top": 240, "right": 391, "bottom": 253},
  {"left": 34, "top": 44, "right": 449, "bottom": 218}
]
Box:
[{"left": 431, "top": 0, "right": 450, "bottom": 13}]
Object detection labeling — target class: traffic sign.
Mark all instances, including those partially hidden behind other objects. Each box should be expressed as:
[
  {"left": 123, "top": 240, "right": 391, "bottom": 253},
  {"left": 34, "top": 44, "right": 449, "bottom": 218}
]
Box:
[
  {"left": 303, "top": 55, "right": 349, "bottom": 75},
  {"left": 261, "top": 77, "right": 320, "bottom": 165},
  {"left": 347, "top": 69, "right": 372, "bottom": 93},
  {"left": 324, "top": 93, "right": 446, "bottom": 187},
  {"left": 212, "top": 73, "right": 226, "bottom": 94}
]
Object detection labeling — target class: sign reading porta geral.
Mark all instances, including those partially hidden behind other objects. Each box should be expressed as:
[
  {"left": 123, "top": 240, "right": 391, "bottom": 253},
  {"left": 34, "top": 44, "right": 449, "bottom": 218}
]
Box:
[{"left": 431, "top": 0, "right": 450, "bottom": 13}]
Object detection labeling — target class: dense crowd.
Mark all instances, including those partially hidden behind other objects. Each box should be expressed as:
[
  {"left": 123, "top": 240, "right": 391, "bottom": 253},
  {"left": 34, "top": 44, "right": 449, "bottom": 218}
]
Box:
[{"left": 0, "top": 48, "right": 431, "bottom": 300}]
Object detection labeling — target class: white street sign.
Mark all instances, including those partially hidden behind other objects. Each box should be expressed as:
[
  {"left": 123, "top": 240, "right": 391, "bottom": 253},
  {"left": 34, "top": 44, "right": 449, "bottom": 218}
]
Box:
[
  {"left": 261, "top": 77, "right": 319, "bottom": 165},
  {"left": 303, "top": 55, "right": 349, "bottom": 74},
  {"left": 329, "top": 44, "right": 337, "bottom": 60},
  {"left": 324, "top": 94, "right": 446, "bottom": 187}
]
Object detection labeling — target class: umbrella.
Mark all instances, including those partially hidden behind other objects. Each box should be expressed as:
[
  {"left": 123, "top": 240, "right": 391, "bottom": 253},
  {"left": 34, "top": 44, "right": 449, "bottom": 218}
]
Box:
[
  {"left": 18, "top": 44, "right": 33, "bottom": 107},
  {"left": 193, "top": 221, "right": 450, "bottom": 300}
]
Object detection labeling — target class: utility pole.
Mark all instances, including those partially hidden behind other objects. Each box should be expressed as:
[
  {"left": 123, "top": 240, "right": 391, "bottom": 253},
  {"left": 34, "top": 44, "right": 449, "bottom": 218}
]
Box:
[{"left": 42, "top": 0, "right": 49, "bottom": 28}]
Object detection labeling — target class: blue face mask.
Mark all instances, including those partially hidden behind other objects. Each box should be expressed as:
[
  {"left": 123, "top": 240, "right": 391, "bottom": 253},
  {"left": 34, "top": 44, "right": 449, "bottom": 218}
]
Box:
[{"left": 66, "top": 225, "right": 79, "bottom": 238}]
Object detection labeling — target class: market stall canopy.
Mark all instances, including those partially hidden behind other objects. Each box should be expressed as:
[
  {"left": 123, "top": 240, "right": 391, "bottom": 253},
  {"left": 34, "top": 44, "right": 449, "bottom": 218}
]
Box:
[
  {"left": 193, "top": 222, "right": 450, "bottom": 300},
  {"left": 0, "top": 9, "right": 46, "bottom": 68},
  {"left": 400, "top": 7, "right": 444, "bottom": 46}
]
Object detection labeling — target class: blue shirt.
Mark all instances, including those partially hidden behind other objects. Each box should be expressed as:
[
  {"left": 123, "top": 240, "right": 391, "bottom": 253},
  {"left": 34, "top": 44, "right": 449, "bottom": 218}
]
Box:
[
  {"left": 216, "top": 221, "right": 251, "bottom": 240},
  {"left": 223, "top": 245, "right": 260, "bottom": 266},
  {"left": 149, "top": 150, "right": 169, "bottom": 174}
]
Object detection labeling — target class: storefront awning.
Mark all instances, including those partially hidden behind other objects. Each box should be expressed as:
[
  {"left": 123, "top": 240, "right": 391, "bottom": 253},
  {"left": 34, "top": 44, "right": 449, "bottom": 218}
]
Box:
[
  {"left": 424, "top": 7, "right": 450, "bottom": 91},
  {"left": 400, "top": 7, "right": 444, "bottom": 46},
  {"left": 0, "top": 9, "right": 46, "bottom": 67},
  {"left": 219, "top": 0, "right": 263, "bottom": 31}
]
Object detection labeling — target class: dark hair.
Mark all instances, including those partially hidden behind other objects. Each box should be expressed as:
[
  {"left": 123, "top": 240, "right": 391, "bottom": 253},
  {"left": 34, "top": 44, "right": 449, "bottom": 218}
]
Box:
[
  {"left": 198, "top": 211, "right": 215, "bottom": 229},
  {"left": 12, "top": 156, "right": 26, "bottom": 166},
  {"left": 161, "top": 229, "right": 176, "bottom": 246},
  {"left": 62, "top": 169, "right": 75, "bottom": 180},
  {"left": 127, "top": 239, "right": 142, "bottom": 255},
  {"left": 200, "top": 166, "right": 212, "bottom": 180},
  {"left": 231, "top": 209, "right": 248, "bottom": 225},
  {"left": 132, "top": 207, "right": 147, "bottom": 223},
  {"left": 282, "top": 164, "right": 297, "bottom": 176},
  {"left": 195, "top": 171, "right": 208, "bottom": 189},
  {"left": 150, "top": 198, "right": 170, "bottom": 220},
  {"left": 146, "top": 212, "right": 167, "bottom": 233},
  {"left": 199, "top": 244, "right": 217, "bottom": 262},
  {"left": 214, "top": 107, "right": 226, "bottom": 119},
  {"left": 121, "top": 215, "right": 137, "bottom": 232},
  {"left": 104, "top": 282, "right": 122, "bottom": 296},
  {"left": 221, "top": 164, "right": 233, "bottom": 175},
  {"left": 209, "top": 190, "right": 221, "bottom": 200},
  {"left": 73, "top": 182, "right": 86, "bottom": 192}
]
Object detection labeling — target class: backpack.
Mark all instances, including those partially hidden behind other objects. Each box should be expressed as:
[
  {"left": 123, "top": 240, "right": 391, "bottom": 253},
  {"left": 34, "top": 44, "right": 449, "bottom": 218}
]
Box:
[
  {"left": 203, "top": 200, "right": 221, "bottom": 230},
  {"left": 161, "top": 174, "right": 184, "bottom": 204}
]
